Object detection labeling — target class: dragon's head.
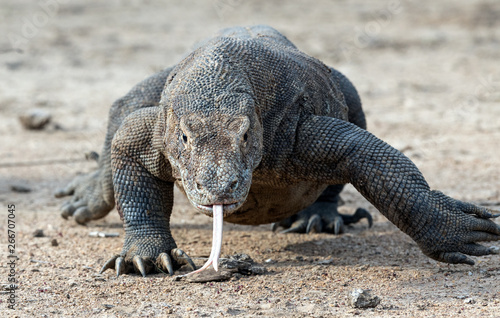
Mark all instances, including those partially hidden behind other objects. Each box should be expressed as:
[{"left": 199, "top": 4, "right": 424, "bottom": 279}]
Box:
[
  {"left": 161, "top": 45, "right": 263, "bottom": 218},
  {"left": 164, "top": 103, "right": 262, "bottom": 217}
]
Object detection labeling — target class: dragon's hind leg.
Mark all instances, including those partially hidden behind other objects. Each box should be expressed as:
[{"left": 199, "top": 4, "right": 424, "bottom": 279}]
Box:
[{"left": 272, "top": 184, "right": 372, "bottom": 234}]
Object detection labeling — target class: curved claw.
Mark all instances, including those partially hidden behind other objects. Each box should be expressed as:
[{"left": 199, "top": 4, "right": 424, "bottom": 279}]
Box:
[
  {"left": 435, "top": 251, "right": 474, "bottom": 265},
  {"left": 459, "top": 201, "right": 500, "bottom": 219},
  {"left": 342, "top": 208, "right": 373, "bottom": 228},
  {"left": 280, "top": 222, "right": 306, "bottom": 234},
  {"left": 306, "top": 214, "right": 322, "bottom": 233},
  {"left": 334, "top": 217, "right": 343, "bottom": 234},
  {"left": 116, "top": 256, "right": 126, "bottom": 277},
  {"left": 271, "top": 222, "right": 279, "bottom": 232},
  {"left": 132, "top": 255, "right": 150, "bottom": 277},
  {"left": 157, "top": 252, "right": 175, "bottom": 275},
  {"left": 100, "top": 254, "right": 119, "bottom": 274},
  {"left": 171, "top": 248, "right": 197, "bottom": 271},
  {"left": 325, "top": 215, "right": 344, "bottom": 235}
]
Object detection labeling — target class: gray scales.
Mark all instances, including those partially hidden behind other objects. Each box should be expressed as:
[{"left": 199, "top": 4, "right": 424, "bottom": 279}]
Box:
[{"left": 55, "top": 25, "right": 500, "bottom": 277}]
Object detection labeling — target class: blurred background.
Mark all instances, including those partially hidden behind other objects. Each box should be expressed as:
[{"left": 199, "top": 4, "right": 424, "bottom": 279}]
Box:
[{"left": 1, "top": 1, "right": 499, "bottom": 316}]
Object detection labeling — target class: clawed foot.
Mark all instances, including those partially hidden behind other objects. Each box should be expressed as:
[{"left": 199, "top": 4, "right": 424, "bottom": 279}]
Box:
[
  {"left": 100, "top": 248, "right": 197, "bottom": 277},
  {"left": 55, "top": 168, "right": 114, "bottom": 224},
  {"left": 272, "top": 202, "right": 372, "bottom": 234},
  {"left": 415, "top": 191, "right": 500, "bottom": 265}
]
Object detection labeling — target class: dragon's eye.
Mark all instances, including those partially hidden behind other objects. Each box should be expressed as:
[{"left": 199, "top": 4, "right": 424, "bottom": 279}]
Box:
[
  {"left": 182, "top": 134, "right": 188, "bottom": 143},
  {"left": 243, "top": 133, "right": 248, "bottom": 142}
]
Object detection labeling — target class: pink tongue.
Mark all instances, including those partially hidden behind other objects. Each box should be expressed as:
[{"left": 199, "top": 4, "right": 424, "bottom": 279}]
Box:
[{"left": 181, "top": 204, "right": 223, "bottom": 276}]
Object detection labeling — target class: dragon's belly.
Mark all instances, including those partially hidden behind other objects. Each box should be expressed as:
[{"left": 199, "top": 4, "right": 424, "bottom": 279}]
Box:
[{"left": 224, "top": 181, "right": 328, "bottom": 225}]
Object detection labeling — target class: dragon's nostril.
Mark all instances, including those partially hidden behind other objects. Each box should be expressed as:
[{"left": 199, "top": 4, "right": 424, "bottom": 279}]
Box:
[
  {"left": 195, "top": 181, "right": 203, "bottom": 191},
  {"left": 229, "top": 180, "right": 238, "bottom": 192}
]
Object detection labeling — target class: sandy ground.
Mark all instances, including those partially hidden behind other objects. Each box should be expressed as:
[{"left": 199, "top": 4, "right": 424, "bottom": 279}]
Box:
[{"left": 1, "top": 0, "right": 500, "bottom": 317}]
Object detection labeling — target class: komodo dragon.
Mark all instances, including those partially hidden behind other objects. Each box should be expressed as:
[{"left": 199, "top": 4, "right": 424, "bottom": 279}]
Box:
[{"left": 55, "top": 25, "right": 500, "bottom": 277}]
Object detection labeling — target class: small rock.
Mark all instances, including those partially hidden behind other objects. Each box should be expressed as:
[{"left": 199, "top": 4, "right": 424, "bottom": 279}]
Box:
[
  {"left": 230, "top": 253, "right": 253, "bottom": 263},
  {"left": 250, "top": 265, "right": 266, "bottom": 275},
  {"left": 68, "top": 280, "right": 77, "bottom": 288},
  {"left": 19, "top": 109, "right": 52, "bottom": 130},
  {"left": 350, "top": 289, "right": 381, "bottom": 309},
  {"left": 10, "top": 184, "right": 32, "bottom": 193},
  {"left": 103, "top": 304, "right": 114, "bottom": 310},
  {"left": 89, "top": 231, "right": 120, "bottom": 238},
  {"left": 85, "top": 151, "right": 100, "bottom": 162},
  {"left": 464, "top": 298, "right": 476, "bottom": 304},
  {"left": 184, "top": 269, "right": 233, "bottom": 283},
  {"left": 51, "top": 239, "right": 58, "bottom": 246},
  {"left": 220, "top": 253, "right": 266, "bottom": 275},
  {"left": 33, "top": 229, "right": 45, "bottom": 237},
  {"left": 315, "top": 258, "right": 335, "bottom": 265}
]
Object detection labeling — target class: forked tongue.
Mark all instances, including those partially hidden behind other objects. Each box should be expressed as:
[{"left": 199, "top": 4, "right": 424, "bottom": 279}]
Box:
[{"left": 181, "top": 204, "right": 223, "bottom": 276}]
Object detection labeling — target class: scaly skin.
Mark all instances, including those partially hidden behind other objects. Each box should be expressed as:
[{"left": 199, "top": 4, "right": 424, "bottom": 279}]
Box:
[{"left": 56, "top": 25, "right": 499, "bottom": 277}]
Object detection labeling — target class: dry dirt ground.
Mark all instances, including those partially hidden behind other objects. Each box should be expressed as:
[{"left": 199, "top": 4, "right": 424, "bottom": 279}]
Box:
[{"left": 1, "top": 0, "right": 500, "bottom": 317}]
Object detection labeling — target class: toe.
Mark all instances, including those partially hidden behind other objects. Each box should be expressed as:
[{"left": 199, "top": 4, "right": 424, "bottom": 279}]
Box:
[
  {"left": 471, "top": 218, "right": 500, "bottom": 235},
  {"left": 325, "top": 215, "right": 344, "bottom": 234},
  {"left": 116, "top": 256, "right": 126, "bottom": 277},
  {"left": 157, "top": 253, "right": 175, "bottom": 275},
  {"left": 61, "top": 199, "right": 87, "bottom": 219},
  {"left": 132, "top": 256, "right": 153, "bottom": 277},
  {"left": 73, "top": 207, "right": 92, "bottom": 225},
  {"left": 341, "top": 208, "right": 373, "bottom": 228},
  {"left": 271, "top": 223, "right": 279, "bottom": 232},
  {"left": 171, "top": 248, "right": 197, "bottom": 271},
  {"left": 280, "top": 220, "right": 307, "bottom": 234},
  {"left": 306, "top": 214, "right": 322, "bottom": 233},
  {"left": 435, "top": 251, "right": 474, "bottom": 265},
  {"left": 100, "top": 254, "right": 119, "bottom": 274},
  {"left": 54, "top": 186, "right": 74, "bottom": 198},
  {"left": 465, "top": 231, "right": 500, "bottom": 242},
  {"left": 458, "top": 243, "right": 497, "bottom": 257},
  {"left": 460, "top": 201, "right": 500, "bottom": 218}
]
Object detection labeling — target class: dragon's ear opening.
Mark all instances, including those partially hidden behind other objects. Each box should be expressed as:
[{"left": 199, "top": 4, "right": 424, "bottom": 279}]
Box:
[{"left": 227, "top": 116, "right": 250, "bottom": 135}]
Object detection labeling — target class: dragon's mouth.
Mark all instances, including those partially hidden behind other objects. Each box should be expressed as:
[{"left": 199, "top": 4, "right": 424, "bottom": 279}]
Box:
[{"left": 196, "top": 202, "right": 242, "bottom": 215}]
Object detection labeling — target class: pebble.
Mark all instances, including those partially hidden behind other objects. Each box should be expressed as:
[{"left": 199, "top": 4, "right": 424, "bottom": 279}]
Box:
[
  {"left": 10, "top": 184, "right": 32, "bottom": 193},
  {"left": 51, "top": 239, "right": 59, "bottom": 247},
  {"left": 89, "top": 231, "right": 120, "bottom": 238},
  {"left": 315, "top": 258, "right": 335, "bottom": 265},
  {"left": 464, "top": 298, "right": 476, "bottom": 304},
  {"left": 220, "top": 253, "right": 267, "bottom": 275},
  {"left": 350, "top": 289, "right": 381, "bottom": 309},
  {"left": 33, "top": 229, "right": 45, "bottom": 237},
  {"left": 184, "top": 269, "right": 233, "bottom": 283},
  {"left": 19, "top": 109, "right": 52, "bottom": 130}
]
